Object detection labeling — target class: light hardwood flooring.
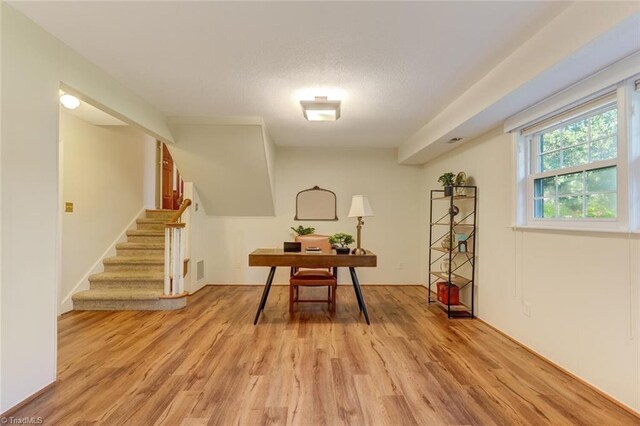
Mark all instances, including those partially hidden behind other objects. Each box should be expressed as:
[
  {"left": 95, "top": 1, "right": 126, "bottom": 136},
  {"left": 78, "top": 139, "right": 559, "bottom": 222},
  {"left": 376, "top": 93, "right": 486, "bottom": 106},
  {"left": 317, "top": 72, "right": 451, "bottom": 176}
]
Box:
[{"left": 9, "top": 285, "right": 640, "bottom": 425}]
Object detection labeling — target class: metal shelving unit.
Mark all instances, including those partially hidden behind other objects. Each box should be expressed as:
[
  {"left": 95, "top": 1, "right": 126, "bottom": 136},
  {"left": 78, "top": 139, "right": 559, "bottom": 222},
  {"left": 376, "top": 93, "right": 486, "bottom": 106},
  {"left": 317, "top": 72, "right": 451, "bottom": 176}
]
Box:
[{"left": 428, "top": 185, "right": 477, "bottom": 318}]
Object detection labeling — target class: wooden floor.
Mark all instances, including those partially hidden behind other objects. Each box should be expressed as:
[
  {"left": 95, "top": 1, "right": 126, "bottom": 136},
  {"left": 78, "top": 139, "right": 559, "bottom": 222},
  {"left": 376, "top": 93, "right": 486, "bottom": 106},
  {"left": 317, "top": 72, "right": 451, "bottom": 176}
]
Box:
[{"left": 11, "top": 285, "right": 639, "bottom": 425}]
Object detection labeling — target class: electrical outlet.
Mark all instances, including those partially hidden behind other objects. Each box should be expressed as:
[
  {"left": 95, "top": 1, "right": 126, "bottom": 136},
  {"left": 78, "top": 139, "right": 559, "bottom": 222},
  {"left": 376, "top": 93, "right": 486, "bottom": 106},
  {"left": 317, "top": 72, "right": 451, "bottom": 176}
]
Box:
[
  {"left": 65, "top": 202, "right": 74, "bottom": 213},
  {"left": 398, "top": 262, "right": 404, "bottom": 270},
  {"left": 523, "top": 302, "right": 531, "bottom": 317}
]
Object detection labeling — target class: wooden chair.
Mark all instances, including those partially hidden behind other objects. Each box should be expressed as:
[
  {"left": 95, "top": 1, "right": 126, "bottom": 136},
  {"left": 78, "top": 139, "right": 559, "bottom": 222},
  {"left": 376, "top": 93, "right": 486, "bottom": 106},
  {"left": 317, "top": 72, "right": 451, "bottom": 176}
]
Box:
[{"left": 289, "top": 234, "right": 337, "bottom": 313}]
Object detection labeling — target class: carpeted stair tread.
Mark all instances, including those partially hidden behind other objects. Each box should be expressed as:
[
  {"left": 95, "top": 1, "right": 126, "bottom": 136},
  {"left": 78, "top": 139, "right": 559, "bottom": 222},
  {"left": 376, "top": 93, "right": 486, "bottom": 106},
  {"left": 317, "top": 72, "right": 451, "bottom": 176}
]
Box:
[
  {"left": 103, "top": 256, "right": 164, "bottom": 264},
  {"left": 116, "top": 242, "right": 164, "bottom": 249},
  {"left": 136, "top": 218, "right": 168, "bottom": 224},
  {"left": 127, "top": 229, "right": 164, "bottom": 236},
  {"left": 73, "top": 288, "right": 163, "bottom": 301},
  {"left": 89, "top": 271, "right": 164, "bottom": 282}
]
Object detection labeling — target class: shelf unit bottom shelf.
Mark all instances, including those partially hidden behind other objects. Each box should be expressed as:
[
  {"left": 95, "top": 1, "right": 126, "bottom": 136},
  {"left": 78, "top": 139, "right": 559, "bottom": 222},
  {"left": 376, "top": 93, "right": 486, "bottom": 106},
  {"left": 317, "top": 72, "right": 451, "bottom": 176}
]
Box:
[{"left": 428, "top": 291, "right": 472, "bottom": 313}]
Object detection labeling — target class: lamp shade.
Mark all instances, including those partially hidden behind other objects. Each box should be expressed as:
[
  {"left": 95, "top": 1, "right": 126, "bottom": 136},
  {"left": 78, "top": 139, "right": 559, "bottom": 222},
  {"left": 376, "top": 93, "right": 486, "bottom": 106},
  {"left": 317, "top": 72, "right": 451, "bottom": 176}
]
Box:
[{"left": 348, "top": 195, "right": 374, "bottom": 218}]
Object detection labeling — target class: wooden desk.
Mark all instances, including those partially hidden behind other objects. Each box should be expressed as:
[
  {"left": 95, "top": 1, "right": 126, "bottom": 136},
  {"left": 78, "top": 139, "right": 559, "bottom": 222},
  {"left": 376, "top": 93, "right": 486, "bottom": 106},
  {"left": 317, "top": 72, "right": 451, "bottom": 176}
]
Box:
[{"left": 249, "top": 249, "right": 377, "bottom": 325}]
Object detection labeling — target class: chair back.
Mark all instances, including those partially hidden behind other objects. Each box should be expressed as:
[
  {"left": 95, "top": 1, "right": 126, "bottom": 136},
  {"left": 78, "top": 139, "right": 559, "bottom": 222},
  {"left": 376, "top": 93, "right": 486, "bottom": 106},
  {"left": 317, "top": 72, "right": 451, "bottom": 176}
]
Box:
[{"left": 295, "top": 234, "right": 332, "bottom": 253}]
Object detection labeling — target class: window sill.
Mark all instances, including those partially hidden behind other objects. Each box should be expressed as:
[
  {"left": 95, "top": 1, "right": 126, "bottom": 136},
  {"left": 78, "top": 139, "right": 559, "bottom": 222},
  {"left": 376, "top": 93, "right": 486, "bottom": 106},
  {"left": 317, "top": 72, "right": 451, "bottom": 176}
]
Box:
[{"left": 510, "top": 225, "right": 640, "bottom": 237}]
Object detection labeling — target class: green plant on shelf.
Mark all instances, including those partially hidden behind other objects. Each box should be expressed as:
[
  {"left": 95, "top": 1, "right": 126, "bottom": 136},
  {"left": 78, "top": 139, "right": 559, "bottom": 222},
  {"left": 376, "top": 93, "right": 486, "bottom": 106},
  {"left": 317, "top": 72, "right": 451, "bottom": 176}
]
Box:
[{"left": 437, "top": 172, "right": 455, "bottom": 187}]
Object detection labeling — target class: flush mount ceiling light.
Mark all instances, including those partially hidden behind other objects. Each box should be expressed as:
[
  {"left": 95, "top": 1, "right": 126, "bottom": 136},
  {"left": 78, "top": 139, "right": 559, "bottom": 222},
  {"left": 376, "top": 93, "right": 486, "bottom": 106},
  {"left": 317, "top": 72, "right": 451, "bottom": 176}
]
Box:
[
  {"left": 60, "top": 94, "right": 80, "bottom": 110},
  {"left": 300, "top": 96, "right": 341, "bottom": 121}
]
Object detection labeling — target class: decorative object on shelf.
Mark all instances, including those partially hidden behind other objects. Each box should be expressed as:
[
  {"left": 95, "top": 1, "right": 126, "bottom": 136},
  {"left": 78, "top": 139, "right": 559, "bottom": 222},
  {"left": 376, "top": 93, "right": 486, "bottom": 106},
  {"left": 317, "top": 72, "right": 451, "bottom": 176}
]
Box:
[
  {"left": 440, "top": 233, "right": 455, "bottom": 251},
  {"left": 454, "top": 172, "right": 467, "bottom": 195},
  {"left": 438, "top": 172, "right": 455, "bottom": 196},
  {"left": 329, "top": 233, "right": 355, "bottom": 255},
  {"left": 348, "top": 195, "right": 374, "bottom": 255},
  {"left": 428, "top": 185, "right": 477, "bottom": 318},
  {"left": 437, "top": 282, "right": 460, "bottom": 305},
  {"left": 295, "top": 186, "right": 338, "bottom": 221},
  {"left": 455, "top": 233, "right": 468, "bottom": 251},
  {"left": 291, "top": 225, "right": 315, "bottom": 236},
  {"left": 440, "top": 259, "right": 457, "bottom": 274}
]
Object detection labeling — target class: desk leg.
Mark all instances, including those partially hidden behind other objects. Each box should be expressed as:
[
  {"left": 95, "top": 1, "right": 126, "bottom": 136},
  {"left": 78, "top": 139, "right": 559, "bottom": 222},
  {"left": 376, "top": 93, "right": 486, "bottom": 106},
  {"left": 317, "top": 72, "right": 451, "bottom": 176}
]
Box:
[
  {"left": 349, "top": 267, "right": 370, "bottom": 325},
  {"left": 348, "top": 267, "right": 363, "bottom": 312},
  {"left": 254, "top": 266, "right": 276, "bottom": 325}
]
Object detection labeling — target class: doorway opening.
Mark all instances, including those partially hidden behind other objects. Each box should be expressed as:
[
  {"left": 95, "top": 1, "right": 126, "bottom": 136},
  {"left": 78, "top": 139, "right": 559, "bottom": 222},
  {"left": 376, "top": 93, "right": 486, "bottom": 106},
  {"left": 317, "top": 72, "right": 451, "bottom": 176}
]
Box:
[
  {"left": 159, "top": 142, "right": 184, "bottom": 210},
  {"left": 57, "top": 86, "right": 159, "bottom": 315}
]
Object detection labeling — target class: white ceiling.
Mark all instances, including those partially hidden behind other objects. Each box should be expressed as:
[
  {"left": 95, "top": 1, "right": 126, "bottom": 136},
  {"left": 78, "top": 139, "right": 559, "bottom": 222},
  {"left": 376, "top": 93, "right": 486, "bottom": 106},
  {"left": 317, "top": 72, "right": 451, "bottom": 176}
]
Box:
[{"left": 12, "top": 1, "right": 569, "bottom": 148}]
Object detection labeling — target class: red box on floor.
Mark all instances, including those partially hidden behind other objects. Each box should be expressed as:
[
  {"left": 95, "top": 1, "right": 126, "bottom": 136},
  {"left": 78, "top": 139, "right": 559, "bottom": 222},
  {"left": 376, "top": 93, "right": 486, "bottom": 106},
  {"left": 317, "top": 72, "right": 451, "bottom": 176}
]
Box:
[{"left": 436, "top": 282, "right": 460, "bottom": 305}]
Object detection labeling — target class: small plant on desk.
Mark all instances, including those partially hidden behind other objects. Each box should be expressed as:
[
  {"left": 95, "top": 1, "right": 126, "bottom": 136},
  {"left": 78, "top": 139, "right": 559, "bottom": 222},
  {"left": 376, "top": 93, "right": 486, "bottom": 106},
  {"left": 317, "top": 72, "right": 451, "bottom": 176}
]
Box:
[
  {"left": 329, "top": 233, "right": 355, "bottom": 255},
  {"left": 291, "top": 225, "right": 315, "bottom": 236}
]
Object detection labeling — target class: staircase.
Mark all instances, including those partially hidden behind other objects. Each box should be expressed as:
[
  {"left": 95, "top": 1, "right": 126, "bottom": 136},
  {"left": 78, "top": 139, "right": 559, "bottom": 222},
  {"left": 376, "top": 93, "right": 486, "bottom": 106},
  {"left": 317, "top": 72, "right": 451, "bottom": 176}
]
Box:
[{"left": 72, "top": 209, "right": 187, "bottom": 311}]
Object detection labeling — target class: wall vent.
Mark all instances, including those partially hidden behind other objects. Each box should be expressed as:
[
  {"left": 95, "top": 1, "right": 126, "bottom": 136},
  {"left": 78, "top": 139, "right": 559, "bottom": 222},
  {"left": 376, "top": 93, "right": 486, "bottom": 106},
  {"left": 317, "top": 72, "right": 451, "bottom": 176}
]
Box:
[{"left": 197, "top": 260, "right": 205, "bottom": 281}]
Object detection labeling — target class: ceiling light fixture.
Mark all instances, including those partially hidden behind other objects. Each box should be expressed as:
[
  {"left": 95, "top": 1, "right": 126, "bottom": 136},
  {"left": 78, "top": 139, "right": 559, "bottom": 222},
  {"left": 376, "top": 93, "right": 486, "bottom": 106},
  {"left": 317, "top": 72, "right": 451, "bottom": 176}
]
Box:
[
  {"left": 447, "top": 137, "right": 463, "bottom": 143},
  {"left": 60, "top": 94, "right": 81, "bottom": 110},
  {"left": 300, "top": 96, "right": 341, "bottom": 121}
]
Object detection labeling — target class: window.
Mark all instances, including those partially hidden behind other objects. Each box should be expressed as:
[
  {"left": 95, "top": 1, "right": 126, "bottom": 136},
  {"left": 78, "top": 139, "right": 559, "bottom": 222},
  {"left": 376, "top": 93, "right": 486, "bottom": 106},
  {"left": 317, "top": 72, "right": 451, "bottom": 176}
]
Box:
[
  {"left": 530, "top": 104, "right": 618, "bottom": 220},
  {"left": 513, "top": 79, "right": 640, "bottom": 231}
]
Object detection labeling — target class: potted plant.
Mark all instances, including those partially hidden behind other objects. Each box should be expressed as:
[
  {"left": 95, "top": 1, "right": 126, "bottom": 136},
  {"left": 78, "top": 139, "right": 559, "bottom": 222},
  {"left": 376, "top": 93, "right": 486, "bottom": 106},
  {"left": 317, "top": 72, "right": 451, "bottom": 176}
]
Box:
[
  {"left": 291, "top": 225, "right": 315, "bottom": 236},
  {"left": 454, "top": 171, "right": 467, "bottom": 195},
  {"left": 438, "top": 172, "right": 456, "bottom": 196},
  {"left": 329, "top": 233, "right": 355, "bottom": 255}
]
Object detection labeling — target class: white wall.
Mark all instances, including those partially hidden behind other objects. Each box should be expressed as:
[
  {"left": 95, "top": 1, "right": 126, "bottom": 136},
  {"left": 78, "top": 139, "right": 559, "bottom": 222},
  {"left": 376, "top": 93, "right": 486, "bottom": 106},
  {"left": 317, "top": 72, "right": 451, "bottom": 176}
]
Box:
[
  {"left": 167, "top": 120, "right": 276, "bottom": 217},
  {"left": 421, "top": 128, "right": 640, "bottom": 411},
  {"left": 59, "top": 111, "right": 155, "bottom": 314},
  {"left": 206, "top": 147, "right": 423, "bottom": 286},
  {"left": 0, "top": 3, "right": 172, "bottom": 412}
]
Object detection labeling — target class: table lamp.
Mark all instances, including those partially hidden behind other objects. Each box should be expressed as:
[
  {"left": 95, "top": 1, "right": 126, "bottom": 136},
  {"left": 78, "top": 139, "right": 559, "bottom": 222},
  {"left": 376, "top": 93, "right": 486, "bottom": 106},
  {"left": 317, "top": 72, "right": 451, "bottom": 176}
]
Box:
[{"left": 348, "top": 195, "right": 374, "bottom": 255}]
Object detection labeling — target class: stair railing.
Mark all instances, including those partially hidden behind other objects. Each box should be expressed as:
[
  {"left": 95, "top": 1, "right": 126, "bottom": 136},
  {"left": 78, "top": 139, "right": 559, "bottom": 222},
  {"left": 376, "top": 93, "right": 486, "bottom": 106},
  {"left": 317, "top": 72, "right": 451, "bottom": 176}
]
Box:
[{"left": 164, "top": 199, "right": 192, "bottom": 296}]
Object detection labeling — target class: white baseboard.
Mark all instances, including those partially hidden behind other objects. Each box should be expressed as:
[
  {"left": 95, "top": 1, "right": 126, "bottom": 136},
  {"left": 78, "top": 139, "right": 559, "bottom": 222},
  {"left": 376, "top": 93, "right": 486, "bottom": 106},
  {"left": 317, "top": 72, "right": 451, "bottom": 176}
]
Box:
[{"left": 58, "top": 207, "right": 147, "bottom": 315}]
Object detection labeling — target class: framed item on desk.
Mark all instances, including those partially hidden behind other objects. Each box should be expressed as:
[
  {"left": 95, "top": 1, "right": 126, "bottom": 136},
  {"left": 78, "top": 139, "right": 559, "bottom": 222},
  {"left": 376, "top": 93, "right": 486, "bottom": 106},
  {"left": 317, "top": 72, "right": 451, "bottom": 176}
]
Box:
[{"left": 283, "top": 242, "right": 302, "bottom": 252}]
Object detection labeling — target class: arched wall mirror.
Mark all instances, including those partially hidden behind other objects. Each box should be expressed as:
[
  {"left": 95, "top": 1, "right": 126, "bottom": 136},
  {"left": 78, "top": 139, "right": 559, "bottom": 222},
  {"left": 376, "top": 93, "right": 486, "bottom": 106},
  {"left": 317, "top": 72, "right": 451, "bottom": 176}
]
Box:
[{"left": 295, "top": 186, "right": 338, "bottom": 221}]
